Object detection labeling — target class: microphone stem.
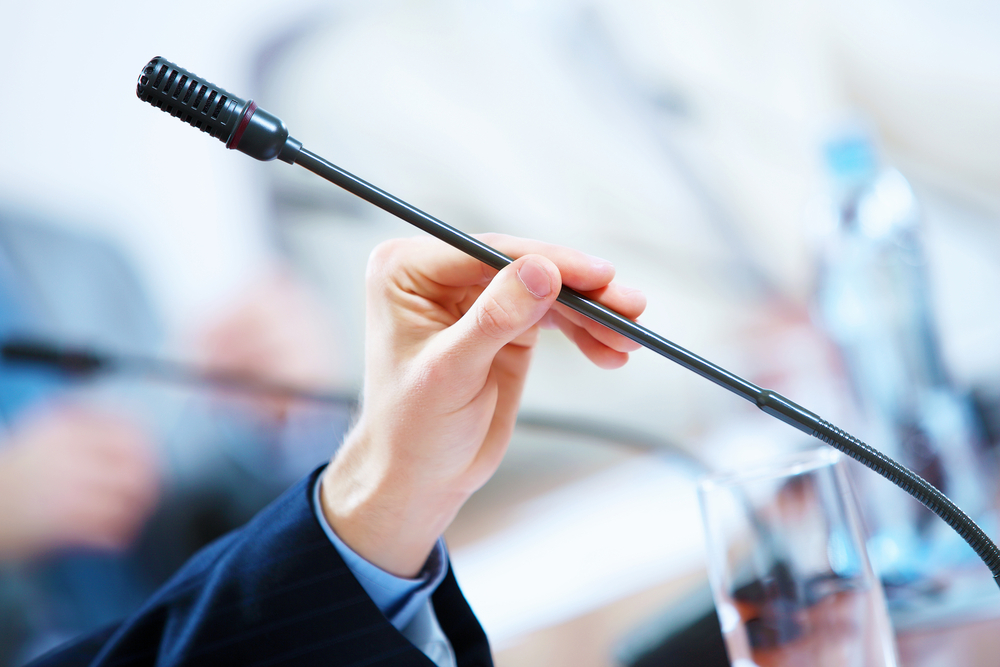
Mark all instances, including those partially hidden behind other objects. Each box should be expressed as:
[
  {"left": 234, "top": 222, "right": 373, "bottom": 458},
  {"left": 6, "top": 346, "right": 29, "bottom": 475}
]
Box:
[
  {"left": 293, "top": 148, "right": 762, "bottom": 404},
  {"left": 292, "top": 147, "right": 1000, "bottom": 588},
  {"left": 134, "top": 56, "right": 1000, "bottom": 584}
]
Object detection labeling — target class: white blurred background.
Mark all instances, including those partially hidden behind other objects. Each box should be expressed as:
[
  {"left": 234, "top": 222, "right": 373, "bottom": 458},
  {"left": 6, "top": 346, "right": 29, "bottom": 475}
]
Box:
[{"left": 3, "top": 0, "right": 1000, "bottom": 664}]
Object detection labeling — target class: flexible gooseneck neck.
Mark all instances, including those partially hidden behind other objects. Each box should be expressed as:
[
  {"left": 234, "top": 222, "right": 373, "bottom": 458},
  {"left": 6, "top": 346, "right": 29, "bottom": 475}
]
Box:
[{"left": 136, "top": 56, "right": 1000, "bottom": 589}]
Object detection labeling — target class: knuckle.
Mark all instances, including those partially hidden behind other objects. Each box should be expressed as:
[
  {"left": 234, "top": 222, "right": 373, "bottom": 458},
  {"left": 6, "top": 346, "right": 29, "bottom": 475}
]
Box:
[
  {"left": 366, "top": 239, "right": 411, "bottom": 292},
  {"left": 476, "top": 298, "right": 516, "bottom": 340},
  {"left": 367, "top": 238, "right": 404, "bottom": 275}
]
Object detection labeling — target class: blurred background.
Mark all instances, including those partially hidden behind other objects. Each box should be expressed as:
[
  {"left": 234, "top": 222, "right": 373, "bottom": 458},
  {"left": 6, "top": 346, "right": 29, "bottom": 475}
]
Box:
[{"left": 2, "top": 0, "right": 1000, "bottom": 665}]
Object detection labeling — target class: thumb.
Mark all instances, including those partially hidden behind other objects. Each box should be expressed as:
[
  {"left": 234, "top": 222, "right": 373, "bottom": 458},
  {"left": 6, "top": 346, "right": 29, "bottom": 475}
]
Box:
[{"left": 442, "top": 254, "right": 561, "bottom": 366}]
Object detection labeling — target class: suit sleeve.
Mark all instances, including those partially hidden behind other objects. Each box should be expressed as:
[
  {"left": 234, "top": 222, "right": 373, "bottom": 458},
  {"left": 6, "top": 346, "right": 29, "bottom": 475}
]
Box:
[{"left": 28, "top": 467, "right": 493, "bottom": 667}]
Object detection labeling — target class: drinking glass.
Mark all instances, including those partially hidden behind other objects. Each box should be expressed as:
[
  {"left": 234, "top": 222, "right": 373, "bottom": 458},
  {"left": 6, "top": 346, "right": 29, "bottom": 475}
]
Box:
[{"left": 698, "top": 447, "right": 898, "bottom": 666}]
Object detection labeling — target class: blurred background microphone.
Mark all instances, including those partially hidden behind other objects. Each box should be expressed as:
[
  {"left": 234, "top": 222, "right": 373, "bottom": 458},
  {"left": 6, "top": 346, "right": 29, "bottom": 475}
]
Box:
[{"left": 0, "top": 337, "right": 356, "bottom": 407}]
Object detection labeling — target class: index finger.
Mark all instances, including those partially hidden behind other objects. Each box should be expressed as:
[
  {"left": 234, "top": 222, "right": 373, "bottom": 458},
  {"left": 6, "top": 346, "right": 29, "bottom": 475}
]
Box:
[{"left": 397, "top": 233, "right": 620, "bottom": 292}]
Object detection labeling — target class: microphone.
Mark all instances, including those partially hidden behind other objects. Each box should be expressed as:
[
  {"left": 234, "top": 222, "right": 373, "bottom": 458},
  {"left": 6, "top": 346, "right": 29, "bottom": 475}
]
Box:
[
  {"left": 135, "top": 57, "right": 302, "bottom": 163},
  {"left": 1, "top": 337, "right": 356, "bottom": 407},
  {"left": 136, "top": 56, "right": 1000, "bottom": 588}
]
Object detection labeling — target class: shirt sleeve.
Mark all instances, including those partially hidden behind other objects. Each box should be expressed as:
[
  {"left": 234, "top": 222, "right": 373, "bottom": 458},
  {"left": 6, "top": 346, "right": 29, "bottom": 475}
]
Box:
[{"left": 311, "top": 475, "right": 456, "bottom": 667}]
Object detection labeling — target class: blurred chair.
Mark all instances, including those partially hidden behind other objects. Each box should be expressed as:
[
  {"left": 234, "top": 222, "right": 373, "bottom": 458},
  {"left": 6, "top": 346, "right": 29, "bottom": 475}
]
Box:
[{"left": 0, "top": 204, "right": 350, "bottom": 665}]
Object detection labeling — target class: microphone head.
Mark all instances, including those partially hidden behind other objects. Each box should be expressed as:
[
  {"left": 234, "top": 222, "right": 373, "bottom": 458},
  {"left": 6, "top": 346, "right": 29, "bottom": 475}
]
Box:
[
  {"left": 136, "top": 57, "right": 301, "bottom": 162},
  {"left": 136, "top": 56, "right": 245, "bottom": 144}
]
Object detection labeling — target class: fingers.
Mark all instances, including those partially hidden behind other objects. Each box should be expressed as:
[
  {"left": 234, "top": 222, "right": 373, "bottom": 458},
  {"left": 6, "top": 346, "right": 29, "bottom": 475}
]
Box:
[
  {"left": 436, "top": 254, "right": 561, "bottom": 375},
  {"left": 479, "top": 233, "right": 619, "bottom": 292},
  {"left": 376, "top": 233, "right": 616, "bottom": 291},
  {"left": 9, "top": 409, "right": 162, "bottom": 555},
  {"left": 543, "top": 311, "right": 630, "bottom": 369},
  {"left": 372, "top": 234, "right": 647, "bottom": 362},
  {"left": 547, "top": 283, "right": 647, "bottom": 353},
  {"left": 488, "top": 235, "right": 647, "bottom": 358},
  {"left": 49, "top": 415, "right": 161, "bottom": 549},
  {"left": 57, "top": 479, "right": 153, "bottom": 551}
]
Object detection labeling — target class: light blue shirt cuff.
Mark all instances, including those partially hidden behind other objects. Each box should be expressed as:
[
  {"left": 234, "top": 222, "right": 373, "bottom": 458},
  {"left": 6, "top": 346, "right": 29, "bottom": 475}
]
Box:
[{"left": 311, "top": 474, "right": 449, "bottom": 631}]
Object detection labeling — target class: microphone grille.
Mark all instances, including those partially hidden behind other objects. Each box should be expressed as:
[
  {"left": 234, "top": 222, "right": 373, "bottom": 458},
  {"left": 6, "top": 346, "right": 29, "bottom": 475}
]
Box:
[{"left": 136, "top": 57, "right": 245, "bottom": 143}]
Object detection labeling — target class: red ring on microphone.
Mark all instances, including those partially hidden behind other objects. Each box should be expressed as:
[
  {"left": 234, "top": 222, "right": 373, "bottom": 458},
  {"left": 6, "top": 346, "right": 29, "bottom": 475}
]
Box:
[{"left": 226, "top": 100, "right": 258, "bottom": 149}]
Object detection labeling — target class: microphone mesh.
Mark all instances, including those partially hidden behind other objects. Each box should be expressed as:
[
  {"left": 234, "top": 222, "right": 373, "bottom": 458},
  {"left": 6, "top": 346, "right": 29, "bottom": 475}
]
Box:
[{"left": 136, "top": 57, "right": 243, "bottom": 143}]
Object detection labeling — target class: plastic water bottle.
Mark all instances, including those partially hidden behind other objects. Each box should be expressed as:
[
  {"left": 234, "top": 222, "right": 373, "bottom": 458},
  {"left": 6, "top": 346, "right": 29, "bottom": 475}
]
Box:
[{"left": 812, "top": 131, "right": 992, "bottom": 593}]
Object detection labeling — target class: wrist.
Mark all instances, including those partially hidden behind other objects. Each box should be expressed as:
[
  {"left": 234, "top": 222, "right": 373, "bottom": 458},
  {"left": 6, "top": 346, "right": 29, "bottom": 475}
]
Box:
[{"left": 319, "top": 424, "right": 467, "bottom": 578}]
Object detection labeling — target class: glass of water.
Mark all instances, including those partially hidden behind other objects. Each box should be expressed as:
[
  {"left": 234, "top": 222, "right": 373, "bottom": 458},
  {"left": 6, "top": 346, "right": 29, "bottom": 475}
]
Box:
[{"left": 698, "top": 447, "right": 898, "bottom": 667}]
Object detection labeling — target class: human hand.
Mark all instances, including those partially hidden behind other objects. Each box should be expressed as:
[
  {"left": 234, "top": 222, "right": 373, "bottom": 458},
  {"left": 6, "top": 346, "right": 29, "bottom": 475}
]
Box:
[
  {"left": 320, "top": 234, "right": 646, "bottom": 576},
  {"left": 0, "top": 407, "right": 161, "bottom": 560}
]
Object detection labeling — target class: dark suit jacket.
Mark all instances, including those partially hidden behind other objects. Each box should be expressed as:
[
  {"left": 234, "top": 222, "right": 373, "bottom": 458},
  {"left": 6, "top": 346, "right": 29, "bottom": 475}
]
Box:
[{"left": 29, "top": 467, "right": 494, "bottom": 667}]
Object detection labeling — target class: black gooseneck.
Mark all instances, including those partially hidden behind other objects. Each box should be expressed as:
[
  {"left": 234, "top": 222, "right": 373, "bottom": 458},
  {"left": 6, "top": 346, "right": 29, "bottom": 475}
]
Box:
[{"left": 136, "top": 56, "right": 1000, "bottom": 588}]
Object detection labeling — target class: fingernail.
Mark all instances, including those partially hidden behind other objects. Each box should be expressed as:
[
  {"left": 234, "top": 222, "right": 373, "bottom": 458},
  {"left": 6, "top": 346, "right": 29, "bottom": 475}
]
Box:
[{"left": 518, "top": 259, "right": 552, "bottom": 298}]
